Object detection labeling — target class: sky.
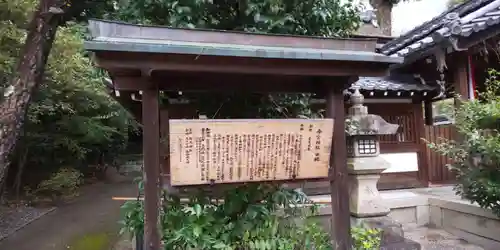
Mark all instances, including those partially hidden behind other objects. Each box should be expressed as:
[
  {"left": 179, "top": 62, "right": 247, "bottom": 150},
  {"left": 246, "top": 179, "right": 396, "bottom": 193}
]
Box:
[{"left": 392, "top": 0, "right": 449, "bottom": 35}]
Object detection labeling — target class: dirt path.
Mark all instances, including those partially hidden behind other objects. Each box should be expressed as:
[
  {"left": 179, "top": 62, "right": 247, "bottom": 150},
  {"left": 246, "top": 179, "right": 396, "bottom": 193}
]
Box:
[{"left": 0, "top": 175, "right": 137, "bottom": 250}]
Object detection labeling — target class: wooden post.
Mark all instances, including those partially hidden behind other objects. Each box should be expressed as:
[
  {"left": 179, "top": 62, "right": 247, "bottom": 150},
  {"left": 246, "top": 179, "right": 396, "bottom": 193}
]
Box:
[
  {"left": 142, "top": 85, "right": 161, "bottom": 250},
  {"left": 452, "top": 53, "right": 469, "bottom": 142},
  {"left": 453, "top": 53, "right": 470, "bottom": 102},
  {"left": 415, "top": 102, "right": 430, "bottom": 187},
  {"left": 423, "top": 101, "right": 433, "bottom": 126},
  {"left": 325, "top": 84, "right": 351, "bottom": 250}
]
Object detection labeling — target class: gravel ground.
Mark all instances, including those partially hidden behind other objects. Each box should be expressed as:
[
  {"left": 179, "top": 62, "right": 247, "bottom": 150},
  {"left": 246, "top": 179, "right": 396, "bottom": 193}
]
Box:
[{"left": 0, "top": 205, "right": 55, "bottom": 241}]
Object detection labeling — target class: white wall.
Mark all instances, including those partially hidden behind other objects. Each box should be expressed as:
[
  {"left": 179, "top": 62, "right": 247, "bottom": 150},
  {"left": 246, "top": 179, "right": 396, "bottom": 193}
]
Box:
[{"left": 381, "top": 152, "right": 419, "bottom": 173}]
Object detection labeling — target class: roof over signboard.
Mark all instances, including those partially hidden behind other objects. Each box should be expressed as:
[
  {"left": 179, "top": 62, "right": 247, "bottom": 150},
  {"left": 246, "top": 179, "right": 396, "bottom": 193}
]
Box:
[
  {"left": 85, "top": 19, "right": 402, "bottom": 65},
  {"left": 380, "top": 0, "right": 500, "bottom": 60}
]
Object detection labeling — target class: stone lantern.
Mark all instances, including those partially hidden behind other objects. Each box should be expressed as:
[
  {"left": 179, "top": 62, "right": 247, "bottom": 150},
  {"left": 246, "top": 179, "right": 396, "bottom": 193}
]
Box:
[{"left": 346, "top": 88, "right": 399, "bottom": 218}]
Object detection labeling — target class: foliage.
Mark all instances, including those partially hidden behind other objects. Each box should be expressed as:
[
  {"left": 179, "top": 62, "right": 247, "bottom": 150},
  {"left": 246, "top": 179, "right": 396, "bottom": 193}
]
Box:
[
  {"left": 351, "top": 226, "right": 381, "bottom": 250},
  {"left": 120, "top": 177, "right": 145, "bottom": 236},
  {"left": 23, "top": 23, "right": 137, "bottom": 177},
  {"left": 120, "top": 180, "right": 381, "bottom": 249},
  {"left": 447, "top": 0, "right": 466, "bottom": 8},
  {"left": 432, "top": 98, "right": 455, "bottom": 123},
  {"left": 0, "top": 0, "right": 37, "bottom": 86},
  {"left": 114, "top": 0, "right": 361, "bottom": 37},
  {"left": 427, "top": 69, "right": 500, "bottom": 217},
  {"left": 35, "top": 168, "right": 83, "bottom": 200},
  {"left": 0, "top": 0, "right": 137, "bottom": 189}
]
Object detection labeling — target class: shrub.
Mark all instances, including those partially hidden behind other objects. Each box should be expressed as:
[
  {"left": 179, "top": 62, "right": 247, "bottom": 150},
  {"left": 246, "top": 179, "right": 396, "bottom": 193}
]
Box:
[
  {"left": 427, "top": 69, "right": 500, "bottom": 216},
  {"left": 120, "top": 180, "right": 381, "bottom": 249},
  {"left": 351, "top": 226, "right": 381, "bottom": 250},
  {"left": 35, "top": 168, "right": 84, "bottom": 201}
]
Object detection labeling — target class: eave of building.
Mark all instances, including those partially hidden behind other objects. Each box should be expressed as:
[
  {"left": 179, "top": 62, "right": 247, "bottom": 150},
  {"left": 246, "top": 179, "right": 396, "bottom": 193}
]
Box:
[
  {"left": 380, "top": 0, "right": 495, "bottom": 56},
  {"left": 381, "top": 0, "right": 500, "bottom": 70}
]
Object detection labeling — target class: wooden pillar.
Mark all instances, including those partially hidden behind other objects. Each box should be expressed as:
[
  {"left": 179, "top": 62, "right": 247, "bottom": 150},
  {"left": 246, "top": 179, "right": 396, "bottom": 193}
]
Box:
[
  {"left": 325, "top": 84, "right": 351, "bottom": 250},
  {"left": 423, "top": 101, "right": 433, "bottom": 126},
  {"left": 414, "top": 102, "right": 430, "bottom": 187},
  {"left": 452, "top": 53, "right": 469, "bottom": 142},
  {"left": 453, "top": 53, "right": 470, "bottom": 101},
  {"left": 142, "top": 85, "right": 161, "bottom": 250}
]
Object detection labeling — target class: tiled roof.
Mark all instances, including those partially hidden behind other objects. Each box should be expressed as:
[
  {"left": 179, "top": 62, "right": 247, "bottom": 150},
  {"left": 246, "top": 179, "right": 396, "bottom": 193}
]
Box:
[
  {"left": 349, "top": 75, "right": 436, "bottom": 93},
  {"left": 380, "top": 0, "right": 499, "bottom": 57}
]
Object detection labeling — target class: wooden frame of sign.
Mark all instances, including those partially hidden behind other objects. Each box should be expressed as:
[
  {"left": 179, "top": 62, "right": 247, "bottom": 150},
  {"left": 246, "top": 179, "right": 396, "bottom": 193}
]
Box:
[{"left": 169, "top": 119, "right": 333, "bottom": 186}]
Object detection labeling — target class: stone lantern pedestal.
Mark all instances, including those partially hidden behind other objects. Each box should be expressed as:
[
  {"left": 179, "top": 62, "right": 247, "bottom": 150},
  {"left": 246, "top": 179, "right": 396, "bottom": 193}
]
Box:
[{"left": 348, "top": 156, "right": 392, "bottom": 217}]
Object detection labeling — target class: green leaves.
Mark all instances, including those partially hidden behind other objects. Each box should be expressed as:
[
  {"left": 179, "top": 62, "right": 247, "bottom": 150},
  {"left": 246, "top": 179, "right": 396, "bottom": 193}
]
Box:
[
  {"left": 427, "top": 69, "right": 500, "bottom": 217},
  {"left": 351, "top": 226, "right": 382, "bottom": 250},
  {"left": 121, "top": 182, "right": 335, "bottom": 249}
]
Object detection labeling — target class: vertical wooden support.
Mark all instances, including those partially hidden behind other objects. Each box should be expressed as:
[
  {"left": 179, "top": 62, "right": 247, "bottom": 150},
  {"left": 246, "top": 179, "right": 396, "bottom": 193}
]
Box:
[
  {"left": 142, "top": 85, "right": 161, "bottom": 250},
  {"left": 453, "top": 53, "right": 470, "bottom": 101},
  {"left": 325, "top": 85, "right": 351, "bottom": 250},
  {"left": 423, "top": 101, "right": 433, "bottom": 126},
  {"left": 414, "top": 103, "right": 430, "bottom": 187},
  {"left": 452, "top": 53, "right": 469, "bottom": 142}
]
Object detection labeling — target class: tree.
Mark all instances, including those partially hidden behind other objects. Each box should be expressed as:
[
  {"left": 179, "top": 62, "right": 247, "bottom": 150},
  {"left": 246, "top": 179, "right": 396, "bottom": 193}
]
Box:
[
  {"left": 447, "top": 0, "right": 466, "bottom": 8},
  {"left": 428, "top": 69, "right": 500, "bottom": 216},
  {"left": 0, "top": 0, "right": 116, "bottom": 193},
  {"left": 0, "top": 0, "right": 63, "bottom": 192},
  {"left": 114, "top": 0, "right": 361, "bottom": 37},
  {"left": 369, "top": 0, "right": 419, "bottom": 36}
]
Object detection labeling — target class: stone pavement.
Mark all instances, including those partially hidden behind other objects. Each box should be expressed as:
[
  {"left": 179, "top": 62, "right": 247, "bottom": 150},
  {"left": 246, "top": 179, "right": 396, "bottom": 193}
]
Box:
[
  {"left": 0, "top": 173, "right": 136, "bottom": 250},
  {"left": 405, "top": 225, "right": 484, "bottom": 250}
]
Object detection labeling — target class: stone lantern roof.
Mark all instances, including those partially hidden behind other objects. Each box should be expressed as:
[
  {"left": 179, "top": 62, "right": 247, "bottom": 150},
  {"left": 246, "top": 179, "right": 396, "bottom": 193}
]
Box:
[{"left": 345, "top": 88, "right": 399, "bottom": 136}]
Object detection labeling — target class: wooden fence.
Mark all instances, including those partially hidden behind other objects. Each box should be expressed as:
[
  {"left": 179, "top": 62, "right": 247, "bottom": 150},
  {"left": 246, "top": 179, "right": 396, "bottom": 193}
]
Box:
[{"left": 423, "top": 124, "right": 455, "bottom": 183}]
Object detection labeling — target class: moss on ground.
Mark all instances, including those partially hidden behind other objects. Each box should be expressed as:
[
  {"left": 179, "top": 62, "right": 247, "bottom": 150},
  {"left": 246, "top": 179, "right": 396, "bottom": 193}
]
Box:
[{"left": 68, "top": 232, "right": 113, "bottom": 250}]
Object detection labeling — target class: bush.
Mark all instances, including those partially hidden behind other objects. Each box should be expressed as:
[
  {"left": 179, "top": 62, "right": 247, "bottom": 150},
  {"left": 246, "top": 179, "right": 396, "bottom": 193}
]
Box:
[
  {"left": 35, "top": 168, "right": 84, "bottom": 201},
  {"left": 120, "top": 180, "right": 381, "bottom": 249},
  {"left": 427, "top": 69, "right": 500, "bottom": 216},
  {"left": 351, "top": 226, "right": 381, "bottom": 250}
]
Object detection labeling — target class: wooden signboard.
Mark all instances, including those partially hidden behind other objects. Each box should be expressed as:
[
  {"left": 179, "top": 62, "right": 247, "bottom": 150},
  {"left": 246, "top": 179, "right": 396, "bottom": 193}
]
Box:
[{"left": 169, "top": 119, "right": 334, "bottom": 186}]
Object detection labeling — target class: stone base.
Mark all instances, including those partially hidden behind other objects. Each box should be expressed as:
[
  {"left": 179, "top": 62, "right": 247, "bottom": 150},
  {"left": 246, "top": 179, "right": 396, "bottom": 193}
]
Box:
[
  {"left": 349, "top": 172, "right": 391, "bottom": 217},
  {"left": 351, "top": 216, "right": 421, "bottom": 250}
]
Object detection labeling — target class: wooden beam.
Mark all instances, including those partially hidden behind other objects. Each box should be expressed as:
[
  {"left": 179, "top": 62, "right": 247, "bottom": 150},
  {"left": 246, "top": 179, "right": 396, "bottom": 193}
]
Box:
[
  {"left": 112, "top": 74, "right": 321, "bottom": 93},
  {"left": 96, "top": 52, "right": 390, "bottom": 77},
  {"left": 325, "top": 83, "right": 351, "bottom": 249},
  {"left": 142, "top": 82, "right": 161, "bottom": 250}
]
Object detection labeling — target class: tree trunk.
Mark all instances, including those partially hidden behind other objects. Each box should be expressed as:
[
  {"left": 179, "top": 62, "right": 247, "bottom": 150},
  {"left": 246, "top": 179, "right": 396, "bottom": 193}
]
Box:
[
  {"left": 14, "top": 147, "right": 29, "bottom": 200},
  {"left": 0, "top": 0, "right": 61, "bottom": 193},
  {"left": 370, "top": 0, "right": 393, "bottom": 36}
]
